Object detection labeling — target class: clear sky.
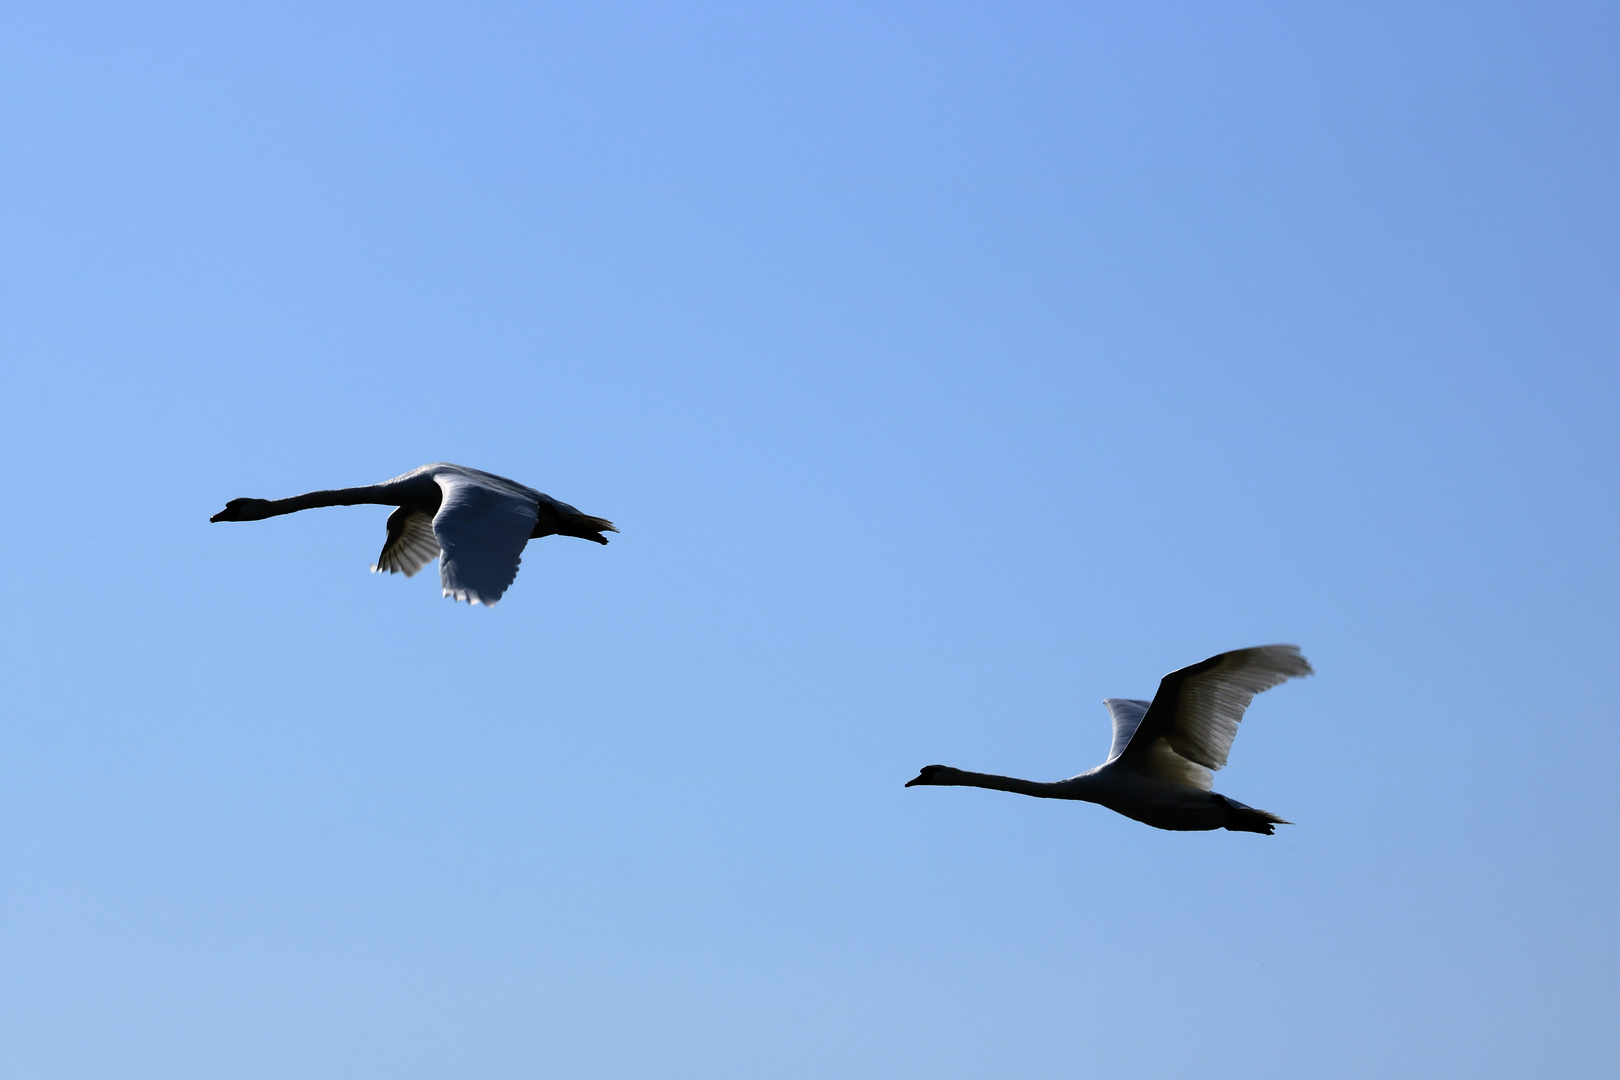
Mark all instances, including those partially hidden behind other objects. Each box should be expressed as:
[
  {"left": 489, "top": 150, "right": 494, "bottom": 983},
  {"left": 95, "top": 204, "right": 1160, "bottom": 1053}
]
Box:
[{"left": 1, "top": 3, "right": 1616, "bottom": 1077}]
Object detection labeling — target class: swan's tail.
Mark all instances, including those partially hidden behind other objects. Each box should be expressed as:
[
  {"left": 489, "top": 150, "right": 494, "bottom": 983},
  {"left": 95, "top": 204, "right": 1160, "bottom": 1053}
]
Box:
[
  {"left": 1215, "top": 795, "right": 1291, "bottom": 835},
  {"left": 563, "top": 514, "right": 619, "bottom": 545}
]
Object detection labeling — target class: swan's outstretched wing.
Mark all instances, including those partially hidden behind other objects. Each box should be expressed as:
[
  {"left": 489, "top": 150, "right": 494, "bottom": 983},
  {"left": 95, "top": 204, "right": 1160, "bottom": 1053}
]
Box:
[
  {"left": 432, "top": 474, "right": 539, "bottom": 607},
  {"left": 1118, "top": 645, "right": 1312, "bottom": 783},
  {"left": 373, "top": 507, "right": 441, "bottom": 577},
  {"left": 1103, "top": 699, "right": 1152, "bottom": 763}
]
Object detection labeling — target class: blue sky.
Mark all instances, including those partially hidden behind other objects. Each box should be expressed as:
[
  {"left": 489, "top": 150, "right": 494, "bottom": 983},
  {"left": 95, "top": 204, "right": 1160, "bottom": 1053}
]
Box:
[{"left": 1, "top": 3, "right": 1616, "bottom": 1077}]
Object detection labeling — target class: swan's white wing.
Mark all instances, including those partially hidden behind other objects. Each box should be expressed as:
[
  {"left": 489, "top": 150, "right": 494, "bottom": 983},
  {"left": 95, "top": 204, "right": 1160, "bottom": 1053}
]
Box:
[
  {"left": 1121, "top": 645, "right": 1312, "bottom": 775},
  {"left": 1136, "top": 737, "right": 1215, "bottom": 790},
  {"left": 1166, "top": 645, "right": 1312, "bottom": 769},
  {"left": 432, "top": 474, "right": 539, "bottom": 607},
  {"left": 372, "top": 508, "right": 441, "bottom": 578},
  {"left": 1103, "top": 699, "right": 1152, "bottom": 763}
]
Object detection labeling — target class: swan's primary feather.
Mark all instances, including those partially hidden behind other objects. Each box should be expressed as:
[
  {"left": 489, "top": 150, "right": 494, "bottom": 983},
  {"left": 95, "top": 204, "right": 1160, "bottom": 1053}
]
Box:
[
  {"left": 373, "top": 507, "right": 441, "bottom": 577},
  {"left": 1119, "top": 644, "right": 1312, "bottom": 776},
  {"left": 432, "top": 474, "right": 540, "bottom": 607}
]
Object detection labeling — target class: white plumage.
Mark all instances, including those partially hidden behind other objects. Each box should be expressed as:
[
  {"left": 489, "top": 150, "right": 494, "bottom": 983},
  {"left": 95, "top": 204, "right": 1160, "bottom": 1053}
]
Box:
[
  {"left": 428, "top": 471, "right": 542, "bottom": 607},
  {"left": 906, "top": 645, "right": 1313, "bottom": 834},
  {"left": 211, "top": 462, "right": 617, "bottom": 608}
]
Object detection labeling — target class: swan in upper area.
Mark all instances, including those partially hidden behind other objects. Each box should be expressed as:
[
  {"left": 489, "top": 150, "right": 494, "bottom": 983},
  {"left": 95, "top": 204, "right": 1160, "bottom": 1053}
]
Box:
[
  {"left": 905, "top": 645, "right": 1312, "bottom": 834},
  {"left": 210, "top": 463, "right": 617, "bottom": 607}
]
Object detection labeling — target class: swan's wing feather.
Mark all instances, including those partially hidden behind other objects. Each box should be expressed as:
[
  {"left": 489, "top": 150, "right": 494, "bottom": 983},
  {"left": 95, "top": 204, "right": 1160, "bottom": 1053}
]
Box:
[
  {"left": 372, "top": 507, "right": 441, "bottom": 578},
  {"left": 1138, "top": 737, "right": 1215, "bottom": 789},
  {"left": 1122, "top": 645, "right": 1312, "bottom": 772},
  {"left": 1109, "top": 696, "right": 1213, "bottom": 788},
  {"left": 432, "top": 475, "right": 539, "bottom": 607},
  {"left": 1103, "top": 699, "right": 1153, "bottom": 763}
]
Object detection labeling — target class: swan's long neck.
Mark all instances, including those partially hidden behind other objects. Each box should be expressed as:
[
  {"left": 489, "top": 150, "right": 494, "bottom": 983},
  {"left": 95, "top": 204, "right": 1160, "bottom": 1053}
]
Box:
[
  {"left": 936, "top": 769, "right": 1071, "bottom": 799},
  {"left": 264, "top": 485, "right": 404, "bottom": 516}
]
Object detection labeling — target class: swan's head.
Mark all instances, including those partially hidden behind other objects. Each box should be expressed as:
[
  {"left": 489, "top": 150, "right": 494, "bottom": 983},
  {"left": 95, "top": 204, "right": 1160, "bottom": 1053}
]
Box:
[
  {"left": 210, "top": 498, "right": 274, "bottom": 522},
  {"left": 905, "top": 764, "right": 959, "bottom": 787}
]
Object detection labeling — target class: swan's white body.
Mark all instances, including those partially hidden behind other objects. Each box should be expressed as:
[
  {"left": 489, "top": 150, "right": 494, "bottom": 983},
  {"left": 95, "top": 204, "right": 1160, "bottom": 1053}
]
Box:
[
  {"left": 906, "top": 645, "right": 1312, "bottom": 833},
  {"left": 211, "top": 463, "right": 616, "bottom": 608}
]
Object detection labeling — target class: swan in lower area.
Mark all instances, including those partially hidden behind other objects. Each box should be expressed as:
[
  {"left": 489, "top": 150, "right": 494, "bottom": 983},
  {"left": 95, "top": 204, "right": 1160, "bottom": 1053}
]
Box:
[
  {"left": 905, "top": 645, "right": 1312, "bottom": 833},
  {"left": 210, "top": 463, "right": 616, "bottom": 607}
]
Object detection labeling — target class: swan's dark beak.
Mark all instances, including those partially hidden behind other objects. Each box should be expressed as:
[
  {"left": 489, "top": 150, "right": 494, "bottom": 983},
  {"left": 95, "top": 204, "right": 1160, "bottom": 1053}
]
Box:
[
  {"left": 905, "top": 765, "right": 944, "bottom": 787},
  {"left": 210, "top": 498, "right": 269, "bottom": 522}
]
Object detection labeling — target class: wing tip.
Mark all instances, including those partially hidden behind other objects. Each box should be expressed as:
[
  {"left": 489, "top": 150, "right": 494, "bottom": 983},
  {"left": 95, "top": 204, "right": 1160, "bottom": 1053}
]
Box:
[
  {"left": 442, "top": 587, "right": 500, "bottom": 608},
  {"left": 1229, "top": 643, "right": 1314, "bottom": 679},
  {"left": 1268, "top": 644, "right": 1315, "bottom": 678}
]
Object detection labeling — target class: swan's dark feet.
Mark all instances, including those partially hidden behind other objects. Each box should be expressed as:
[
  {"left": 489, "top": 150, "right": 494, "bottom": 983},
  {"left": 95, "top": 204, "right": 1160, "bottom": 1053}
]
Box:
[{"left": 562, "top": 513, "right": 617, "bottom": 544}]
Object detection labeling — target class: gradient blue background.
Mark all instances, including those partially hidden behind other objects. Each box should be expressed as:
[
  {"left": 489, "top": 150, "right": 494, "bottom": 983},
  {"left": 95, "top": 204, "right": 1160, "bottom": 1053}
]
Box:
[{"left": 2, "top": 3, "right": 1616, "bottom": 1077}]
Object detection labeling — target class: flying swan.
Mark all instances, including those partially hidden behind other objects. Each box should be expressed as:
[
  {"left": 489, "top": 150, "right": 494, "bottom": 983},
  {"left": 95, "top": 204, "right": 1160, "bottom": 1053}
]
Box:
[
  {"left": 210, "top": 463, "right": 616, "bottom": 607},
  {"left": 905, "top": 645, "right": 1312, "bottom": 833}
]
